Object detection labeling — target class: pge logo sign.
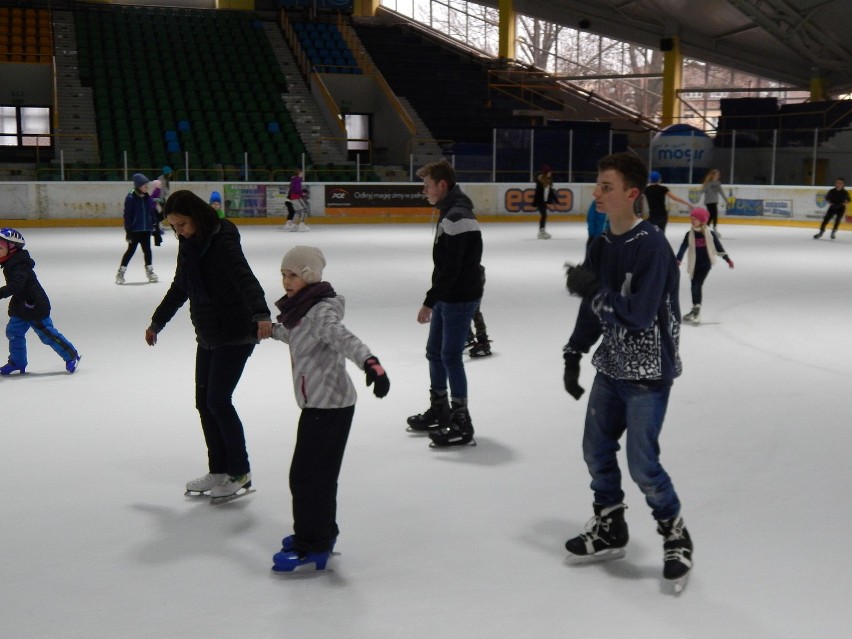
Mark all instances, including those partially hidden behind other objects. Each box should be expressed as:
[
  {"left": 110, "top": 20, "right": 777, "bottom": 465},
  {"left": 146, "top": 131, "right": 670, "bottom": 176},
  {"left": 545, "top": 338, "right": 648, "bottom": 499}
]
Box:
[{"left": 504, "top": 188, "right": 573, "bottom": 213}]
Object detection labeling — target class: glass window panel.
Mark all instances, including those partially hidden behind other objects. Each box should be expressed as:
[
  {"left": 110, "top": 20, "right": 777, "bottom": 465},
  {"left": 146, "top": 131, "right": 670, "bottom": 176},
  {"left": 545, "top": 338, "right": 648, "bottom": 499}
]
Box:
[
  {"left": 0, "top": 106, "right": 18, "bottom": 147},
  {"left": 21, "top": 106, "right": 51, "bottom": 147}
]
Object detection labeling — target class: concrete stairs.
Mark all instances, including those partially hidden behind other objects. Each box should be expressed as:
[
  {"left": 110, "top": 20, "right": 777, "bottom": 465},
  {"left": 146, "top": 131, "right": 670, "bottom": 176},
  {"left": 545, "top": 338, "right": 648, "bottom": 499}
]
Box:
[
  {"left": 262, "top": 20, "right": 347, "bottom": 168},
  {"left": 51, "top": 10, "right": 99, "bottom": 169}
]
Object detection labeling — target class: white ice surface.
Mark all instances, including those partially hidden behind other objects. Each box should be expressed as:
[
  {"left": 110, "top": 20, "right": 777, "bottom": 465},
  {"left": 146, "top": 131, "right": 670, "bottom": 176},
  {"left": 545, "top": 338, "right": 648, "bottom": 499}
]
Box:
[{"left": 1, "top": 221, "right": 850, "bottom": 639}]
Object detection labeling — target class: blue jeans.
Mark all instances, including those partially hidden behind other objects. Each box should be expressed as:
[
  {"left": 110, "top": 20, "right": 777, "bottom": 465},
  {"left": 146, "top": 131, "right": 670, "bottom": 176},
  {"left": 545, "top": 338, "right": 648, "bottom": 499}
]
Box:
[
  {"left": 6, "top": 316, "right": 78, "bottom": 367},
  {"left": 582, "top": 372, "right": 681, "bottom": 521},
  {"left": 426, "top": 299, "right": 480, "bottom": 400}
]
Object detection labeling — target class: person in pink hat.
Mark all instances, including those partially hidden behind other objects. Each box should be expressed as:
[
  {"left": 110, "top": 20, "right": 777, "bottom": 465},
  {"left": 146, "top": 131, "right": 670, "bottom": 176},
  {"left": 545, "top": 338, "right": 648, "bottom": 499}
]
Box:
[{"left": 675, "top": 208, "right": 734, "bottom": 324}]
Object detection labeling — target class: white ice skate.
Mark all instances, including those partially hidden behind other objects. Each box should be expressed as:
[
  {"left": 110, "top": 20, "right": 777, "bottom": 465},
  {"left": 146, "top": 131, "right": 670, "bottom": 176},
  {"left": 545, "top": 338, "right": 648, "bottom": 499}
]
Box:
[
  {"left": 185, "top": 472, "right": 228, "bottom": 497},
  {"left": 209, "top": 473, "right": 254, "bottom": 505},
  {"left": 683, "top": 305, "right": 701, "bottom": 324}
]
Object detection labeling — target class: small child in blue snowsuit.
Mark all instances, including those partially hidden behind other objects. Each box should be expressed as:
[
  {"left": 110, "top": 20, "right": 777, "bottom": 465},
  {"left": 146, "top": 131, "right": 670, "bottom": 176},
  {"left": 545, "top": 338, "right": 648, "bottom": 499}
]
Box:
[{"left": 0, "top": 228, "right": 81, "bottom": 375}]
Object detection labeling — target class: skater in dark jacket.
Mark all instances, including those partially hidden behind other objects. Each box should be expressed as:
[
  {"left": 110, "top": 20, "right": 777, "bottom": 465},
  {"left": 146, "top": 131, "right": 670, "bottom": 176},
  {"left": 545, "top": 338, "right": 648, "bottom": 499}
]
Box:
[
  {"left": 117, "top": 173, "right": 160, "bottom": 285},
  {"left": 644, "top": 170, "right": 692, "bottom": 233},
  {"left": 563, "top": 153, "right": 692, "bottom": 590},
  {"left": 145, "top": 190, "right": 272, "bottom": 503},
  {"left": 407, "top": 159, "right": 484, "bottom": 447},
  {"left": 814, "top": 178, "right": 850, "bottom": 240},
  {"left": 268, "top": 245, "right": 389, "bottom": 573},
  {"left": 675, "top": 208, "right": 734, "bottom": 324},
  {"left": 533, "top": 165, "right": 558, "bottom": 239},
  {"left": 0, "top": 228, "right": 80, "bottom": 375}
]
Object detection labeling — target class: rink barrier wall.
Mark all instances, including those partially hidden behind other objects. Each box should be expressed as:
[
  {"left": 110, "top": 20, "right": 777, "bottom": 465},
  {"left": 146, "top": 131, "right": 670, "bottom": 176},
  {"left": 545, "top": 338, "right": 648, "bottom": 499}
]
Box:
[{"left": 0, "top": 181, "right": 847, "bottom": 229}]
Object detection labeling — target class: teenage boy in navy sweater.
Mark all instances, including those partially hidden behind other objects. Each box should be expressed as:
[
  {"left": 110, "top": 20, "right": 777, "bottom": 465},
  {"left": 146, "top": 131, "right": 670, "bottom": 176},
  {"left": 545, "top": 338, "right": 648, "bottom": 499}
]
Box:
[{"left": 562, "top": 152, "right": 693, "bottom": 589}]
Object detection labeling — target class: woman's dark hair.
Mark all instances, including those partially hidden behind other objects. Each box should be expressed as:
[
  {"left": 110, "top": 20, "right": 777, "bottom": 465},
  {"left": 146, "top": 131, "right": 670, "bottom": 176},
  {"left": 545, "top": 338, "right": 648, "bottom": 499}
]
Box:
[{"left": 163, "top": 190, "right": 220, "bottom": 241}]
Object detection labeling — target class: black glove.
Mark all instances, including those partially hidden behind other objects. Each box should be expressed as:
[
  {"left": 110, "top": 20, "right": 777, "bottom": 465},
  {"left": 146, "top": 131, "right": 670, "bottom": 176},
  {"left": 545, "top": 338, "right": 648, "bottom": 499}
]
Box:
[
  {"left": 364, "top": 356, "right": 390, "bottom": 398},
  {"left": 563, "top": 352, "right": 585, "bottom": 400},
  {"left": 153, "top": 224, "right": 162, "bottom": 246},
  {"left": 566, "top": 265, "right": 601, "bottom": 299}
]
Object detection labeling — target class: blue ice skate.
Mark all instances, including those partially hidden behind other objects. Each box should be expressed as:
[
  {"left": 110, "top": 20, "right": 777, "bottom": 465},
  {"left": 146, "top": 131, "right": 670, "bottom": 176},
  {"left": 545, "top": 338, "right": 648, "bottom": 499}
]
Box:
[
  {"left": 0, "top": 360, "right": 25, "bottom": 375},
  {"left": 272, "top": 549, "right": 331, "bottom": 573}
]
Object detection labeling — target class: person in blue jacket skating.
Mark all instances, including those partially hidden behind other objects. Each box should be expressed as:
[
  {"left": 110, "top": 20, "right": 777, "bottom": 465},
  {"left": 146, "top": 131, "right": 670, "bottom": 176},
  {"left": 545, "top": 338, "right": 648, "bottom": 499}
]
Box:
[{"left": 116, "top": 173, "right": 159, "bottom": 285}]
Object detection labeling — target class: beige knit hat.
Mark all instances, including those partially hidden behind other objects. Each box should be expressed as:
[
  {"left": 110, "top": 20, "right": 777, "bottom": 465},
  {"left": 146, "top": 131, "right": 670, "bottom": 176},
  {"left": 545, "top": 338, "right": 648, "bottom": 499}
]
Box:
[{"left": 281, "top": 245, "right": 326, "bottom": 284}]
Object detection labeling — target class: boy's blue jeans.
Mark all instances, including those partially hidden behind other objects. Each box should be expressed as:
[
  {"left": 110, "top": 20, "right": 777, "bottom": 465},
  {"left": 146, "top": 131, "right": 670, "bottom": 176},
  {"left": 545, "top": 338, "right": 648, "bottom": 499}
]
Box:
[
  {"left": 582, "top": 372, "right": 681, "bottom": 521},
  {"left": 6, "top": 316, "right": 78, "bottom": 367},
  {"left": 426, "top": 299, "right": 480, "bottom": 400}
]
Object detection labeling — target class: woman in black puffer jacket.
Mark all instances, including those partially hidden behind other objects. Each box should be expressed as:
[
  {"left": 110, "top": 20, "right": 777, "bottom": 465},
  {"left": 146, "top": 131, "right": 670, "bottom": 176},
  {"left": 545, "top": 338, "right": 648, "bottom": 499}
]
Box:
[{"left": 145, "top": 190, "right": 272, "bottom": 502}]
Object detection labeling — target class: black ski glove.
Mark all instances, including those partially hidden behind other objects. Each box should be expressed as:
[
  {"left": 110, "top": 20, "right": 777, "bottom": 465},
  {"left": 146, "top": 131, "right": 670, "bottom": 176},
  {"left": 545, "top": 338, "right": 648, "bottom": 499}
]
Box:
[
  {"left": 364, "top": 356, "right": 390, "bottom": 398},
  {"left": 563, "top": 352, "right": 585, "bottom": 400},
  {"left": 566, "top": 265, "right": 601, "bottom": 299}
]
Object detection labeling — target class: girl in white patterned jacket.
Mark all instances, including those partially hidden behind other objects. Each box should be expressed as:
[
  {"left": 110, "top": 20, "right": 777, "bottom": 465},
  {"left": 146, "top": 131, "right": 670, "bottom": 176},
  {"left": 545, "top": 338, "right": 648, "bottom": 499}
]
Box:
[{"left": 268, "top": 245, "right": 389, "bottom": 573}]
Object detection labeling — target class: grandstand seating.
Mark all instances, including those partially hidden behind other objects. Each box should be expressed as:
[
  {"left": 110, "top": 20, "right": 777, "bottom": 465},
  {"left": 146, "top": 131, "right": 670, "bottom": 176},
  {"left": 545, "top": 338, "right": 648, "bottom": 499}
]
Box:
[
  {"left": 73, "top": 4, "right": 308, "bottom": 179},
  {"left": 0, "top": 6, "right": 52, "bottom": 64},
  {"left": 291, "top": 21, "right": 360, "bottom": 74}
]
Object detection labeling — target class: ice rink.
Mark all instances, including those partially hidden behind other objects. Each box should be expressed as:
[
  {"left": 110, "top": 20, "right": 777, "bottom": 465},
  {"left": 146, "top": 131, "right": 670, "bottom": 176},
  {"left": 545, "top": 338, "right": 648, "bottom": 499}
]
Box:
[{"left": 2, "top": 219, "right": 850, "bottom": 638}]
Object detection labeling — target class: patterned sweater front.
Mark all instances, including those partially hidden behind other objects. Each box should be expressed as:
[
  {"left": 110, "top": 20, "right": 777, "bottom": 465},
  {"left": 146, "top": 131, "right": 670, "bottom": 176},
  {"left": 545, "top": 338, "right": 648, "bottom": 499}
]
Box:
[
  {"left": 271, "top": 295, "right": 372, "bottom": 409},
  {"left": 566, "top": 221, "right": 682, "bottom": 382}
]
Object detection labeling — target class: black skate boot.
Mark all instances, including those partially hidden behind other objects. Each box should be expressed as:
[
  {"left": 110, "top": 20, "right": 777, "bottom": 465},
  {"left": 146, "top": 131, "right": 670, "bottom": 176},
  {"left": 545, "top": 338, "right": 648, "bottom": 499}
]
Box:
[
  {"left": 406, "top": 391, "right": 451, "bottom": 433},
  {"left": 565, "top": 503, "right": 629, "bottom": 561},
  {"left": 428, "top": 401, "right": 475, "bottom": 447},
  {"left": 465, "top": 330, "right": 477, "bottom": 349},
  {"left": 469, "top": 333, "right": 492, "bottom": 358},
  {"left": 657, "top": 515, "right": 693, "bottom": 591}
]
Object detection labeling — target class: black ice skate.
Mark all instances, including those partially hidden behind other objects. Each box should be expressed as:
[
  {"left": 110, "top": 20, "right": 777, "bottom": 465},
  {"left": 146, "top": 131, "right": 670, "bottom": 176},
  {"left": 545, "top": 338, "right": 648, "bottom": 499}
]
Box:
[
  {"left": 657, "top": 515, "right": 693, "bottom": 593},
  {"left": 407, "top": 391, "right": 451, "bottom": 433},
  {"left": 428, "top": 403, "right": 476, "bottom": 447},
  {"left": 565, "top": 503, "right": 629, "bottom": 562},
  {"left": 465, "top": 330, "right": 477, "bottom": 349},
  {"left": 468, "top": 338, "right": 492, "bottom": 358}
]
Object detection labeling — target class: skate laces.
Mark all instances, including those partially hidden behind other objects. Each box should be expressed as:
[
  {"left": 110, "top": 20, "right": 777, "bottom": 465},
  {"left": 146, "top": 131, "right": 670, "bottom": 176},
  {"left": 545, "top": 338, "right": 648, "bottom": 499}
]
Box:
[
  {"left": 581, "top": 514, "right": 607, "bottom": 541},
  {"left": 660, "top": 517, "right": 686, "bottom": 541}
]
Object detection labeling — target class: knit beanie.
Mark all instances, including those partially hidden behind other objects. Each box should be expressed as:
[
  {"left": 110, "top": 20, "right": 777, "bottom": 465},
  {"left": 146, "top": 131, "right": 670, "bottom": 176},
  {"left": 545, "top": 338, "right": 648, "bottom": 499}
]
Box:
[
  {"left": 690, "top": 208, "right": 710, "bottom": 224},
  {"left": 209, "top": 191, "right": 222, "bottom": 204},
  {"left": 133, "top": 173, "right": 149, "bottom": 189},
  {"left": 281, "top": 245, "right": 325, "bottom": 284}
]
